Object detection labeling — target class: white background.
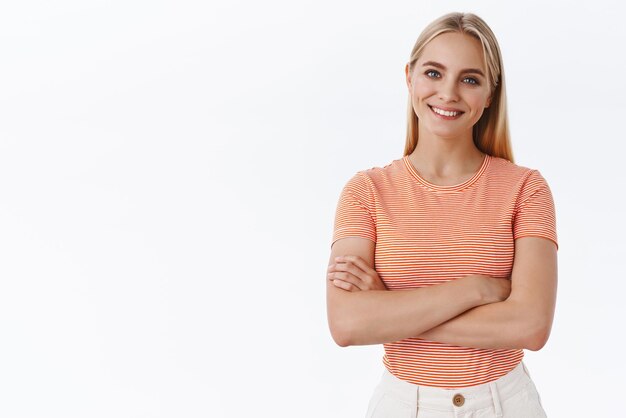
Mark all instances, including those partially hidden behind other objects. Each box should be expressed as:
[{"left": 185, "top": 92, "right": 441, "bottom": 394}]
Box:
[{"left": 0, "top": 1, "right": 624, "bottom": 417}]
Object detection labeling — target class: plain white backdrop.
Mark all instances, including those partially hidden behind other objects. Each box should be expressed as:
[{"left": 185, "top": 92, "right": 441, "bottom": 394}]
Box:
[{"left": 0, "top": 1, "right": 624, "bottom": 417}]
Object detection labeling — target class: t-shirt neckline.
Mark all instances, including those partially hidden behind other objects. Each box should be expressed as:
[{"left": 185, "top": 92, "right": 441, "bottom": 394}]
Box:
[{"left": 402, "top": 154, "right": 490, "bottom": 192}]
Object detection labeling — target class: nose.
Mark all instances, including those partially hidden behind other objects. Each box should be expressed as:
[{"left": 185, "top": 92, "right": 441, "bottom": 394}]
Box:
[{"left": 438, "top": 78, "right": 459, "bottom": 102}]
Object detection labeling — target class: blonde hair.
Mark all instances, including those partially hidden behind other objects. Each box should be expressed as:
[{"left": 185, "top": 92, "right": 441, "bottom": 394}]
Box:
[{"left": 404, "top": 12, "right": 514, "bottom": 162}]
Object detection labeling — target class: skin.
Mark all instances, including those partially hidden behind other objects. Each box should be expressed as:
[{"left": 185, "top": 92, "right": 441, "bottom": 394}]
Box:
[
  {"left": 406, "top": 31, "right": 492, "bottom": 185},
  {"left": 326, "top": 32, "right": 558, "bottom": 350}
]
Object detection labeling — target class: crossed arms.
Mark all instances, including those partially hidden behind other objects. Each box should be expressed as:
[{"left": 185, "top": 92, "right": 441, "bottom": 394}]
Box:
[{"left": 325, "top": 236, "right": 558, "bottom": 350}]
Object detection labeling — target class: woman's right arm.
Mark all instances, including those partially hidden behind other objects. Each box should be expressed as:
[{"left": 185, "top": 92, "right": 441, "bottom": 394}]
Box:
[{"left": 326, "top": 237, "right": 509, "bottom": 347}]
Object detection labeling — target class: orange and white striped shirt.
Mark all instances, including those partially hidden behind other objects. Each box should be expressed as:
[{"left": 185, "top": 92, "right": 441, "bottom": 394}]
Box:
[{"left": 332, "top": 154, "right": 558, "bottom": 388}]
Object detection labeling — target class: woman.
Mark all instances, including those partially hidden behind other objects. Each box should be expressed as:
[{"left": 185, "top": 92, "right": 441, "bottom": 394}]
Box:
[{"left": 326, "top": 12, "right": 558, "bottom": 418}]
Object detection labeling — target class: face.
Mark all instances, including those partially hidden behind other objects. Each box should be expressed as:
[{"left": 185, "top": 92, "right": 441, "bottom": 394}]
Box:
[{"left": 406, "top": 32, "right": 493, "bottom": 140}]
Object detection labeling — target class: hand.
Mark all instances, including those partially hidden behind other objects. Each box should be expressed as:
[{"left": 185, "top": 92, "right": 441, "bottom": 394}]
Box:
[
  {"left": 327, "top": 255, "right": 388, "bottom": 292},
  {"left": 465, "top": 274, "right": 512, "bottom": 304}
]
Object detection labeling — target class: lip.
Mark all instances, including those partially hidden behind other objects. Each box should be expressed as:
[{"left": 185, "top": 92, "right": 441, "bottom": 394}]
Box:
[
  {"left": 428, "top": 105, "right": 464, "bottom": 119},
  {"left": 428, "top": 104, "right": 464, "bottom": 113}
]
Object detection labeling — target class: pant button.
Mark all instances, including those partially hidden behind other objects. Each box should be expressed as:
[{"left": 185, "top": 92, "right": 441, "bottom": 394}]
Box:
[{"left": 453, "top": 393, "right": 465, "bottom": 407}]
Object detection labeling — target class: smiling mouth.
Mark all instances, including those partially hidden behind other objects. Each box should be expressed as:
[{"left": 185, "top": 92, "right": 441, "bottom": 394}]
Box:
[{"left": 429, "top": 105, "right": 464, "bottom": 118}]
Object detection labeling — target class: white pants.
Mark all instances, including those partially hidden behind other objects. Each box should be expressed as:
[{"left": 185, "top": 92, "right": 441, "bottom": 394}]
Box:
[{"left": 365, "top": 362, "right": 547, "bottom": 417}]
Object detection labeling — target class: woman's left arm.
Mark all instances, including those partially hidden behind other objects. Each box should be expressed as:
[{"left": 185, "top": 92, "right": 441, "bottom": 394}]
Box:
[{"left": 417, "top": 236, "right": 558, "bottom": 350}]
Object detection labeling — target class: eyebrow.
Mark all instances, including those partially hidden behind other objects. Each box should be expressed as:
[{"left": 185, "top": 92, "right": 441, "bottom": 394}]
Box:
[{"left": 422, "top": 61, "right": 485, "bottom": 77}]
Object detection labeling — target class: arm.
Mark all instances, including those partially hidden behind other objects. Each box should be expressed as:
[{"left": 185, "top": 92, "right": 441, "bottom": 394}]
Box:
[
  {"left": 326, "top": 237, "right": 504, "bottom": 347},
  {"left": 416, "top": 237, "right": 558, "bottom": 350}
]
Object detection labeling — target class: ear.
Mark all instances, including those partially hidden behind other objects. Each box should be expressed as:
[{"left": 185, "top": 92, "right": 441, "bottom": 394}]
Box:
[
  {"left": 485, "top": 95, "right": 492, "bottom": 108},
  {"left": 405, "top": 63, "right": 412, "bottom": 90}
]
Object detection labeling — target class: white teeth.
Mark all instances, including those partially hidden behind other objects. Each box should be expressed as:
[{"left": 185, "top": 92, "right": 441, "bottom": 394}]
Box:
[{"left": 431, "top": 106, "right": 460, "bottom": 117}]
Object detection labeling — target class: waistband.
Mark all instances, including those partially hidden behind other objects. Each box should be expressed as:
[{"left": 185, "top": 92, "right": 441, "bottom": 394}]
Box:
[{"left": 377, "top": 361, "right": 533, "bottom": 413}]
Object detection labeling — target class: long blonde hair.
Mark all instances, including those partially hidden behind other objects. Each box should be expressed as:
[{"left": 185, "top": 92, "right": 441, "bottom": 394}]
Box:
[{"left": 404, "top": 12, "right": 514, "bottom": 162}]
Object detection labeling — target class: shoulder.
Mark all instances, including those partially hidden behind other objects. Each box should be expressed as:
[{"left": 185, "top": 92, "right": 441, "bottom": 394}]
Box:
[
  {"left": 487, "top": 155, "right": 551, "bottom": 188},
  {"left": 488, "top": 155, "right": 537, "bottom": 178},
  {"left": 346, "top": 158, "right": 406, "bottom": 184},
  {"left": 487, "top": 156, "right": 556, "bottom": 219},
  {"left": 345, "top": 158, "right": 406, "bottom": 187}
]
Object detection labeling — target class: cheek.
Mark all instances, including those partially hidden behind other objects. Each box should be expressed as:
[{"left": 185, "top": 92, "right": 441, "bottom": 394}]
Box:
[
  {"left": 408, "top": 81, "right": 431, "bottom": 116},
  {"left": 468, "top": 92, "right": 491, "bottom": 113},
  {"left": 411, "top": 78, "right": 436, "bottom": 99}
]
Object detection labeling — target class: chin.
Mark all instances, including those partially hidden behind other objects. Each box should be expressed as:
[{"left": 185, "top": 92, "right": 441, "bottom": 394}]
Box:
[{"left": 425, "top": 127, "right": 468, "bottom": 139}]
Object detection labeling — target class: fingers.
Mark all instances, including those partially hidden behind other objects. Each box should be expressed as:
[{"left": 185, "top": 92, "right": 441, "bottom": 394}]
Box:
[
  {"left": 328, "top": 259, "right": 367, "bottom": 278},
  {"left": 327, "top": 259, "right": 379, "bottom": 291},
  {"left": 335, "top": 255, "right": 374, "bottom": 275},
  {"left": 330, "top": 278, "right": 361, "bottom": 292},
  {"left": 327, "top": 270, "right": 365, "bottom": 291},
  {"left": 327, "top": 255, "right": 385, "bottom": 292},
  {"left": 333, "top": 257, "right": 377, "bottom": 283}
]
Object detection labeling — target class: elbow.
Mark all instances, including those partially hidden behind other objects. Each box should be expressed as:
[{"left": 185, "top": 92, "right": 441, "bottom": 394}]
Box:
[
  {"left": 327, "top": 291, "right": 371, "bottom": 347},
  {"left": 524, "top": 323, "right": 552, "bottom": 352},
  {"left": 331, "top": 331, "right": 352, "bottom": 348},
  {"left": 526, "top": 337, "right": 548, "bottom": 352},
  {"left": 328, "top": 317, "right": 357, "bottom": 347}
]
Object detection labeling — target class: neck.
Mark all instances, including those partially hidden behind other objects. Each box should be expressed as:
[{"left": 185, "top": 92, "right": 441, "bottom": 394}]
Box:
[{"left": 408, "top": 131, "right": 484, "bottom": 178}]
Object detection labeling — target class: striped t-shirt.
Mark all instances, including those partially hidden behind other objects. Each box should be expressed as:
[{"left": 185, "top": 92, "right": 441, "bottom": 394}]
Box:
[{"left": 332, "top": 153, "right": 558, "bottom": 388}]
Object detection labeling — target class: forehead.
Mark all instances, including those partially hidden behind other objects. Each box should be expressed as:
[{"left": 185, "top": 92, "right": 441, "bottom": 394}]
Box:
[{"left": 417, "top": 32, "right": 486, "bottom": 71}]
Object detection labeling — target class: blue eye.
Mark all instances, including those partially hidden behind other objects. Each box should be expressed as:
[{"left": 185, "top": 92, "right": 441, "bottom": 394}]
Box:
[
  {"left": 425, "top": 69, "right": 440, "bottom": 78},
  {"left": 463, "top": 77, "right": 479, "bottom": 85}
]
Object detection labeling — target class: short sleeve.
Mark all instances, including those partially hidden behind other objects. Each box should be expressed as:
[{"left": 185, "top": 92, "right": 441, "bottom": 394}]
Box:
[
  {"left": 331, "top": 172, "right": 376, "bottom": 247},
  {"left": 513, "top": 170, "right": 558, "bottom": 250}
]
